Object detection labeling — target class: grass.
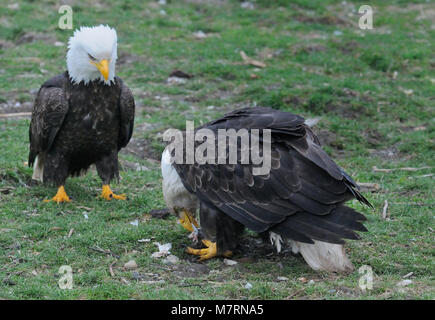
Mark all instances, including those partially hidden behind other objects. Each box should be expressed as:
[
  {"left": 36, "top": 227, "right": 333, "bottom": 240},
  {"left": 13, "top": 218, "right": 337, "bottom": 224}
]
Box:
[{"left": 0, "top": 0, "right": 434, "bottom": 300}]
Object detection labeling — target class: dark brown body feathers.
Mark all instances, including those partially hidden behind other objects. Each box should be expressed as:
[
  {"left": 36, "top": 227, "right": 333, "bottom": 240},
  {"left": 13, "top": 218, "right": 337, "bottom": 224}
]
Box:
[
  {"left": 29, "top": 72, "right": 135, "bottom": 186},
  {"left": 172, "top": 107, "right": 371, "bottom": 254}
]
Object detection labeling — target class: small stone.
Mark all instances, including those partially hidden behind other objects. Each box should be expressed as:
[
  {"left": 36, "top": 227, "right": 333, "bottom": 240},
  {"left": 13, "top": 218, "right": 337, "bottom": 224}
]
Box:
[
  {"left": 224, "top": 259, "right": 238, "bottom": 266},
  {"left": 241, "top": 2, "right": 254, "bottom": 10},
  {"left": 138, "top": 238, "right": 151, "bottom": 243},
  {"left": 396, "top": 280, "right": 413, "bottom": 287},
  {"left": 193, "top": 31, "right": 207, "bottom": 39},
  {"left": 8, "top": 3, "right": 20, "bottom": 10},
  {"left": 298, "top": 277, "right": 308, "bottom": 283},
  {"left": 131, "top": 271, "right": 142, "bottom": 280},
  {"left": 124, "top": 260, "right": 138, "bottom": 270},
  {"left": 163, "top": 255, "right": 179, "bottom": 265},
  {"left": 277, "top": 276, "right": 288, "bottom": 282}
]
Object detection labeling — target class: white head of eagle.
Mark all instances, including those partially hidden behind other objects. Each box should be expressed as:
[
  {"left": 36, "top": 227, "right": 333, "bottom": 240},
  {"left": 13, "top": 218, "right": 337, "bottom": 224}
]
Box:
[{"left": 66, "top": 25, "right": 118, "bottom": 85}]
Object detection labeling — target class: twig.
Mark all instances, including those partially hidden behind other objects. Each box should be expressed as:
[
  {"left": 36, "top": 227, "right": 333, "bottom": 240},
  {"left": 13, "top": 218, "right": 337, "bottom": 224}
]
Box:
[
  {"left": 240, "top": 51, "right": 266, "bottom": 68},
  {"left": 382, "top": 200, "right": 389, "bottom": 219},
  {"left": 373, "top": 166, "right": 432, "bottom": 173},
  {"left": 358, "top": 182, "right": 381, "bottom": 192},
  {"left": 285, "top": 288, "right": 305, "bottom": 300},
  {"left": 0, "top": 112, "right": 32, "bottom": 118},
  {"left": 67, "top": 228, "right": 74, "bottom": 238},
  {"left": 109, "top": 259, "right": 117, "bottom": 277},
  {"left": 390, "top": 202, "right": 434, "bottom": 207},
  {"left": 89, "top": 246, "right": 120, "bottom": 259},
  {"left": 408, "top": 174, "right": 433, "bottom": 179}
]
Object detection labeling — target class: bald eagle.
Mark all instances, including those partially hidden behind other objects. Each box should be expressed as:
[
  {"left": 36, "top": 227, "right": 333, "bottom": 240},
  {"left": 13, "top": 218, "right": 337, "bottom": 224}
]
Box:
[
  {"left": 161, "top": 108, "right": 372, "bottom": 272},
  {"left": 28, "top": 25, "right": 135, "bottom": 203}
]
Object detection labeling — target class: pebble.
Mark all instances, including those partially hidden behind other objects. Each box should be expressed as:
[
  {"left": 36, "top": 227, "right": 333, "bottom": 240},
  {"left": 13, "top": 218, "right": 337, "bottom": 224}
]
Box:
[
  {"left": 244, "top": 282, "right": 253, "bottom": 290},
  {"left": 124, "top": 260, "right": 138, "bottom": 270},
  {"left": 163, "top": 255, "right": 179, "bottom": 265},
  {"left": 223, "top": 259, "right": 238, "bottom": 266},
  {"left": 396, "top": 280, "right": 413, "bottom": 287}
]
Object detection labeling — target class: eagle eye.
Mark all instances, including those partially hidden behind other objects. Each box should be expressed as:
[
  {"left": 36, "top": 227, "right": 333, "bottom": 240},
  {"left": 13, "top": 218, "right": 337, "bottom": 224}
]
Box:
[{"left": 88, "top": 53, "right": 97, "bottom": 61}]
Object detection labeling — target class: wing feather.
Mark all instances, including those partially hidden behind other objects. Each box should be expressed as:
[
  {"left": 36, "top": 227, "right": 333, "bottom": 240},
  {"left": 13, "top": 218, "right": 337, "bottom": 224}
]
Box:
[
  {"left": 117, "top": 77, "right": 135, "bottom": 149},
  {"left": 28, "top": 74, "right": 69, "bottom": 166},
  {"left": 172, "top": 107, "right": 371, "bottom": 244}
]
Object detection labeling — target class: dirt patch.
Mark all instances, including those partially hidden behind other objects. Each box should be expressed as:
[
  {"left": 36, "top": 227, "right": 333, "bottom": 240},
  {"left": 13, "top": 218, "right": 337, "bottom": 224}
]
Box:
[
  {"left": 172, "top": 262, "right": 210, "bottom": 278},
  {"left": 117, "top": 51, "right": 144, "bottom": 67},
  {"left": 306, "top": 87, "right": 373, "bottom": 119},
  {"left": 312, "top": 128, "right": 345, "bottom": 152},
  {"left": 334, "top": 285, "right": 360, "bottom": 298},
  {"left": 363, "top": 129, "right": 385, "bottom": 147},
  {"left": 15, "top": 32, "right": 57, "bottom": 45},
  {"left": 0, "top": 102, "right": 33, "bottom": 114},
  {"left": 292, "top": 43, "right": 327, "bottom": 55},
  {"left": 295, "top": 15, "right": 349, "bottom": 26},
  {"left": 369, "top": 146, "right": 405, "bottom": 161},
  {"left": 0, "top": 171, "right": 36, "bottom": 188},
  {"left": 0, "top": 39, "right": 14, "bottom": 50},
  {"left": 335, "top": 40, "right": 361, "bottom": 55},
  {"left": 119, "top": 159, "right": 150, "bottom": 172},
  {"left": 121, "top": 137, "right": 161, "bottom": 162}
]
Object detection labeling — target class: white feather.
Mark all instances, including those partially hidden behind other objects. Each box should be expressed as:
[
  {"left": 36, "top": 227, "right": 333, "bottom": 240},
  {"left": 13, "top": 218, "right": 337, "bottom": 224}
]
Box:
[
  {"left": 66, "top": 25, "right": 117, "bottom": 85},
  {"left": 32, "top": 155, "right": 44, "bottom": 182},
  {"left": 269, "top": 231, "right": 283, "bottom": 253},
  {"left": 161, "top": 148, "right": 198, "bottom": 213},
  {"left": 289, "top": 240, "right": 354, "bottom": 272}
]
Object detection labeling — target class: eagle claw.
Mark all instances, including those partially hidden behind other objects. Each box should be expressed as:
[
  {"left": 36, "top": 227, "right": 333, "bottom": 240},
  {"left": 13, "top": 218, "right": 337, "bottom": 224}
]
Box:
[
  {"left": 186, "top": 240, "right": 218, "bottom": 261},
  {"left": 44, "top": 186, "right": 71, "bottom": 204},
  {"left": 179, "top": 210, "right": 199, "bottom": 233},
  {"left": 100, "top": 185, "right": 127, "bottom": 200}
]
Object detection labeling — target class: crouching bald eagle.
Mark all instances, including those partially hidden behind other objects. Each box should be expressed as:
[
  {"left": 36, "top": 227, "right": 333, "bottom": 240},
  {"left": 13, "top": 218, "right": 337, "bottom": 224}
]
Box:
[
  {"left": 161, "top": 107, "right": 372, "bottom": 272},
  {"left": 28, "top": 25, "right": 135, "bottom": 203}
]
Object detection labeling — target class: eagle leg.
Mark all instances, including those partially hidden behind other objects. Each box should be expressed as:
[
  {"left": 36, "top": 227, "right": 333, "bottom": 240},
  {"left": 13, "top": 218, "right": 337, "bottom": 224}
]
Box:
[
  {"left": 179, "top": 209, "right": 199, "bottom": 232},
  {"left": 100, "top": 185, "right": 126, "bottom": 200},
  {"left": 44, "top": 185, "right": 71, "bottom": 203},
  {"left": 186, "top": 239, "right": 232, "bottom": 261}
]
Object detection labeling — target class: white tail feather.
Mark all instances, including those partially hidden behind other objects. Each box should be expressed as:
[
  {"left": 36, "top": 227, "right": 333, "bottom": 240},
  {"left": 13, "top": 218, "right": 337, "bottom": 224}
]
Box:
[
  {"left": 289, "top": 240, "right": 354, "bottom": 272},
  {"left": 32, "top": 155, "right": 44, "bottom": 182},
  {"left": 269, "top": 232, "right": 283, "bottom": 253}
]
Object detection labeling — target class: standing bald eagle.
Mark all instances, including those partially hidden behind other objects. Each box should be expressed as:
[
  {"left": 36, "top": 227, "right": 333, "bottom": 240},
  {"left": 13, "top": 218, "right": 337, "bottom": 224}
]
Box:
[
  {"left": 161, "top": 107, "right": 372, "bottom": 272},
  {"left": 29, "top": 25, "right": 135, "bottom": 203}
]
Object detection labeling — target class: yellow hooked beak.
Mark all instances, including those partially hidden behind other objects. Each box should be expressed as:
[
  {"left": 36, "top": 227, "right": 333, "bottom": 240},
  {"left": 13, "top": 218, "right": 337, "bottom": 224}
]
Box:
[{"left": 92, "top": 59, "right": 109, "bottom": 81}]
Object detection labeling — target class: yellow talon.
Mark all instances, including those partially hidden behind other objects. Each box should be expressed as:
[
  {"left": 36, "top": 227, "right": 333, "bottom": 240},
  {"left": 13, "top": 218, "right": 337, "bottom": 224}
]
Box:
[
  {"left": 100, "top": 184, "right": 126, "bottom": 200},
  {"left": 179, "top": 209, "right": 199, "bottom": 232},
  {"left": 187, "top": 240, "right": 218, "bottom": 261},
  {"left": 44, "top": 185, "right": 71, "bottom": 204}
]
